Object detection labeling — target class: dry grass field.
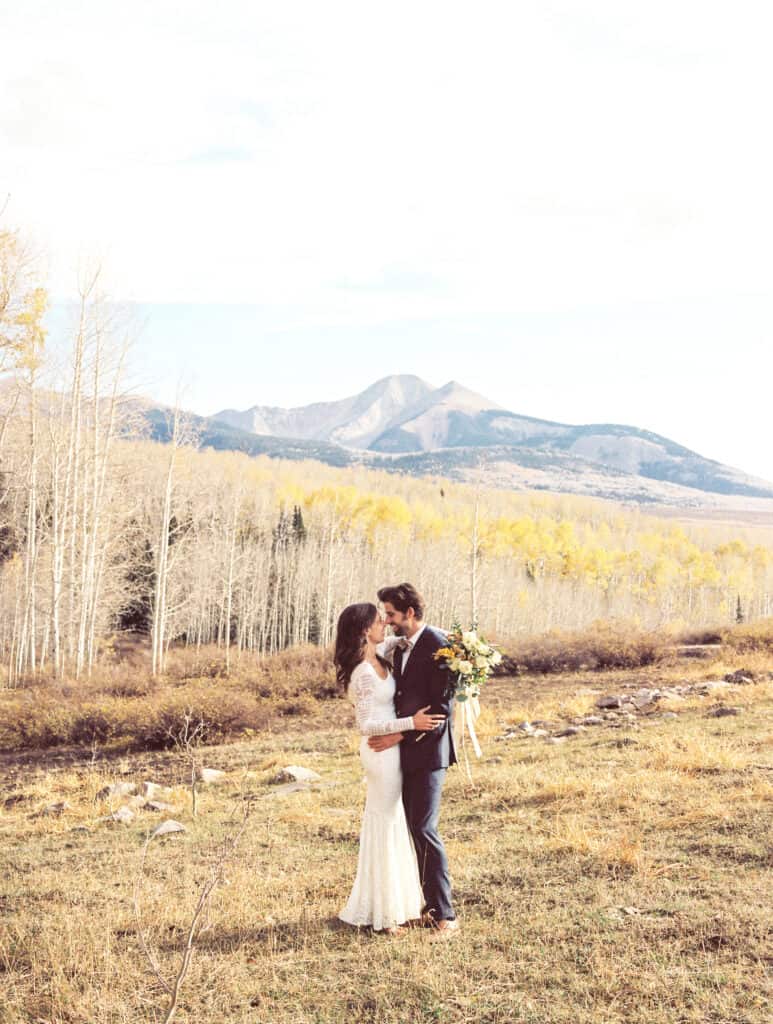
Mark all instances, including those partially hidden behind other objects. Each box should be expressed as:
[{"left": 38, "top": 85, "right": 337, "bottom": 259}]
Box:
[{"left": 1, "top": 653, "right": 772, "bottom": 1024}]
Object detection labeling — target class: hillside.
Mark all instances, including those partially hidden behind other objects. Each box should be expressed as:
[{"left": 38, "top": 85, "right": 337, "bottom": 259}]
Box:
[{"left": 205, "top": 376, "right": 773, "bottom": 504}]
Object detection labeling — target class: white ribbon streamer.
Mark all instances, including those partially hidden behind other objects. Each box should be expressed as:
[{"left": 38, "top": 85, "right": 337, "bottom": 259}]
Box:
[{"left": 454, "top": 679, "right": 483, "bottom": 781}]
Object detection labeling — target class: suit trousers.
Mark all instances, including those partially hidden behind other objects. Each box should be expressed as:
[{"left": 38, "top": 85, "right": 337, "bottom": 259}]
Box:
[{"left": 402, "top": 767, "right": 455, "bottom": 922}]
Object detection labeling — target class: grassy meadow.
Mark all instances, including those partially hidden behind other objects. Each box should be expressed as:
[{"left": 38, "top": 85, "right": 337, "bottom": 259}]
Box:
[{"left": 1, "top": 642, "right": 772, "bottom": 1024}]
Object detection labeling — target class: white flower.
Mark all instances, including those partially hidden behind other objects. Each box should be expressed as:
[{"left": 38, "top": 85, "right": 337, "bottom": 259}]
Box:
[
  {"left": 449, "top": 658, "right": 461, "bottom": 672},
  {"left": 491, "top": 650, "right": 502, "bottom": 665},
  {"left": 462, "top": 631, "right": 477, "bottom": 646},
  {"left": 478, "top": 644, "right": 491, "bottom": 655},
  {"left": 475, "top": 656, "right": 488, "bottom": 669},
  {"left": 458, "top": 660, "right": 473, "bottom": 675}
]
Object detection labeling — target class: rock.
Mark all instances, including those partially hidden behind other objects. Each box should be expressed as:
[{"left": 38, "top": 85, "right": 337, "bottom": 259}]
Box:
[
  {"left": 145, "top": 800, "right": 175, "bottom": 813},
  {"left": 196, "top": 768, "right": 228, "bottom": 785},
  {"left": 151, "top": 820, "right": 186, "bottom": 838},
  {"left": 272, "top": 766, "right": 322, "bottom": 785},
  {"left": 544, "top": 736, "right": 567, "bottom": 745},
  {"left": 554, "top": 726, "right": 582, "bottom": 738},
  {"left": 725, "top": 670, "right": 755, "bottom": 685},
  {"left": 517, "top": 721, "right": 536, "bottom": 734},
  {"left": 96, "top": 782, "right": 137, "bottom": 801},
  {"left": 631, "top": 689, "right": 660, "bottom": 709},
  {"left": 140, "top": 781, "right": 174, "bottom": 800},
  {"left": 39, "top": 801, "right": 72, "bottom": 817},
  {"left": 531, "top": 729, "right": 549, "bottom": 739},
  {"left": 706, "top": 706, "right": 743, "bottom": 718},
  {"left": 661, "top": 712, "right": 679, "bottom": 721},
  {"left": 603, "top": 712, "right": 619, "bottom": 720},
  {"left": 125, "top": 795, "right": 148, "bottom": 809},
  {"left": 101, "top": 805, "right": 135, "bottom": 824},
  {"left": 580, "top": 716, "right": 605, "bottom": 726},
  {"left": 597, "top": 696, "right": 623, "bottom": 710}
]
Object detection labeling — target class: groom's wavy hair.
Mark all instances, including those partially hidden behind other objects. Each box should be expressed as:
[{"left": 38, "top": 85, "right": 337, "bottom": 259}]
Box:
[
  {"left": 377, "top": 583, "right": 425, "bottom": 620},
  {"left": 334, "top": 602, "right": 380, "bottom": 692}
]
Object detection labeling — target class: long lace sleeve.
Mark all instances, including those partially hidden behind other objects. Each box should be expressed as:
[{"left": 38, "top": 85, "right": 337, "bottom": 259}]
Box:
[{"left": 350, "top": 664, "right": 414, "bottom": 737}]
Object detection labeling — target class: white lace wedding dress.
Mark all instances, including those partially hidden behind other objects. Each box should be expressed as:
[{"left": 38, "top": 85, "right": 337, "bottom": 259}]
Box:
[{"left": 338, "top": 658, "right": 424, "bottom": 931}]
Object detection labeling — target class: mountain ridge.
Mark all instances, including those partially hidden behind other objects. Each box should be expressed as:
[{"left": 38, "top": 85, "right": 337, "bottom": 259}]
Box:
[{"left": 206, "top": 375, "right": 773, "bottom": 501}]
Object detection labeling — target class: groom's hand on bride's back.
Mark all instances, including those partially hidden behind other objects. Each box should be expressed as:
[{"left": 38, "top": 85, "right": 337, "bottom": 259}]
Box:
[{"left": 368, "top": 733, "right": 404, "bottom": 752}]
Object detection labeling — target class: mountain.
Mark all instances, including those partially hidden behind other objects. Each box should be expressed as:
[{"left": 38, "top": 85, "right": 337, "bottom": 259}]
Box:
[
  {"left": 213, "top": 374, "right": 433, "bottom": 450},
  {"left": 205, "top": 376, "right": 773, "bottom": 502}
]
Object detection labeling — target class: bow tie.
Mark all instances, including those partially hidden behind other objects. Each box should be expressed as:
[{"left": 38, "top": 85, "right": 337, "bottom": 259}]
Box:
[{"left": 395, "top": 636, "right": 413, "bottom": 651}]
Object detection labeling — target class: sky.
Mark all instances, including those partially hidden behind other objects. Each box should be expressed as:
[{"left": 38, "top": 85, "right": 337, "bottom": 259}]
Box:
[{"left": 2, "top": 1, "right": 772, "bottom": 480}]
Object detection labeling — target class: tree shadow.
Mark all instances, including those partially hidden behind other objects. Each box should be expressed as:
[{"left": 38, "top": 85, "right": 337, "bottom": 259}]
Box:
[{"left": 156, "top": 915, "right": 359, "bottom": 955}]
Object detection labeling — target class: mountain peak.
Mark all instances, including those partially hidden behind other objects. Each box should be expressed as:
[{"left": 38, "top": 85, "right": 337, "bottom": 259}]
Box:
[
  {"left": 435, "top": 380, "right": 504, "bottom": 412},
  {"left": 198, "top": 375, "right": 773, "bottom": 500}
]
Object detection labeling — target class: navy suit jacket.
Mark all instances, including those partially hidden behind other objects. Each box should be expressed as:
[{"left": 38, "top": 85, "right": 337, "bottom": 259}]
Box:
[{"left": 394, "top": 625, "right": 457, "bottom": 775}]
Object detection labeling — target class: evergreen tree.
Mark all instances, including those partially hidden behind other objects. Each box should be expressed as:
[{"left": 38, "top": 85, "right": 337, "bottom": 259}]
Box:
[{"left": 292, "top": 505, "right": 307, "bottom": 543}]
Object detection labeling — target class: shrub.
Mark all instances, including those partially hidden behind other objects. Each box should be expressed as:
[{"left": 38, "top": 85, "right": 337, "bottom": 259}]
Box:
[
  {"left": 117, "top": 687, "right": 274, "bottom": 749},
  {"left": 721, "top": 619, "right": 773, "bottom": 653},
  {"left": 246, "top": 644, "right": 337, "bottom": 700},
  {"left": 0, "top": 694, "right": 73, "bottom": 749},
  {"left": 499, "top": 622, "right": 671, "bottom": 675}
]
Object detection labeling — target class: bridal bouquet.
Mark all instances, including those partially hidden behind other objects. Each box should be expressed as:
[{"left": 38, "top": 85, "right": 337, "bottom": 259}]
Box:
[{"left": 433, "top": 624, "right": 502, "bottom": 773}]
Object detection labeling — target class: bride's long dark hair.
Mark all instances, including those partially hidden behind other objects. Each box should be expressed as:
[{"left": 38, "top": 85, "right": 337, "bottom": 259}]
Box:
[{"left": 334, "top": 602, "right": 380, "bottom": 692}]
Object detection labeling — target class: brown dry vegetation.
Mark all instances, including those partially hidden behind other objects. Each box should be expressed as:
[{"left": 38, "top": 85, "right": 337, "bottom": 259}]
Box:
[
  {"left": 0, "top": 644, "right": 337, "bottom": 753},
  {"left": 3, "top": 621, "right": 771, "bottom": 755},
  {"left": 1, "top": 642, "right": 772, "bottom": 1024}
]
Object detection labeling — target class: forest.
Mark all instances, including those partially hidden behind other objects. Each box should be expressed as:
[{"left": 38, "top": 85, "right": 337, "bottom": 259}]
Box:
[{"left": 3, "top": 226, "right": 773, "bottom": 687}]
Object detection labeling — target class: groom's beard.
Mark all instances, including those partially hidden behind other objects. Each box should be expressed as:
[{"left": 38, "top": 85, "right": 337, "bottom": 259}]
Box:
[{"left": 390, "top": 623, "right": 408, "bottom": 637}]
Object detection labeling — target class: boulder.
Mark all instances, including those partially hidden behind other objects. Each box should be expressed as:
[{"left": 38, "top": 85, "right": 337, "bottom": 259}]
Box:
[
  {"left": 145, "top": 800, "right": 175, "bottom": 813},
  {"left": 272, "top": 766, "right": 322, "bottom": 785},
  {"left": 96, "top": 782, "right": 137, "bottom": 801},
  {"left": 554, "top": 726, "right": 582, "bottom": 738},
  {"left": 580, "top": 716, "right": 605, "bottom": 726},
  {"left": 597, "top": 696, "right": 623, "bottom": 710},
  {"left": 140, "top": 781, "right": 174, "bottom": 800},
  {"left": 39, "top": 801, "right": 72, "bottom": 817},
  {"left": 195, "top": 768, "right": 228, "bottom": 785},
  {"left": 151, "top": 820, "right": 186, "bottom": 838},
  {"left": 725, "top": 670, "right": 755, "bottom": 685},
  {"left": 706, "top": 706, "right": 743, "bottom": 718},
  {"left": 101, "top": 805, "right": 135, "bottom": 824}
]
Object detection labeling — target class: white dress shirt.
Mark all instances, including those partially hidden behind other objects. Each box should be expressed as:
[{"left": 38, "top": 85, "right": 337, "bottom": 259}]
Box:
[{"left": 400, "top": 622, "right": 426, "bottom": 670}]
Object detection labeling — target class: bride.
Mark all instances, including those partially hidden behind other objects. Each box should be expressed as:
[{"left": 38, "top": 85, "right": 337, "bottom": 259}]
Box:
[{"left": 334, "top": 602, "right": 446, "bottom": 934}]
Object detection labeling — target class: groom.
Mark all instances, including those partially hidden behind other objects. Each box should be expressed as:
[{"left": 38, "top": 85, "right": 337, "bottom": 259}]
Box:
[{"left": 369, "top": 583, "right": 459, "bottom": 935}]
